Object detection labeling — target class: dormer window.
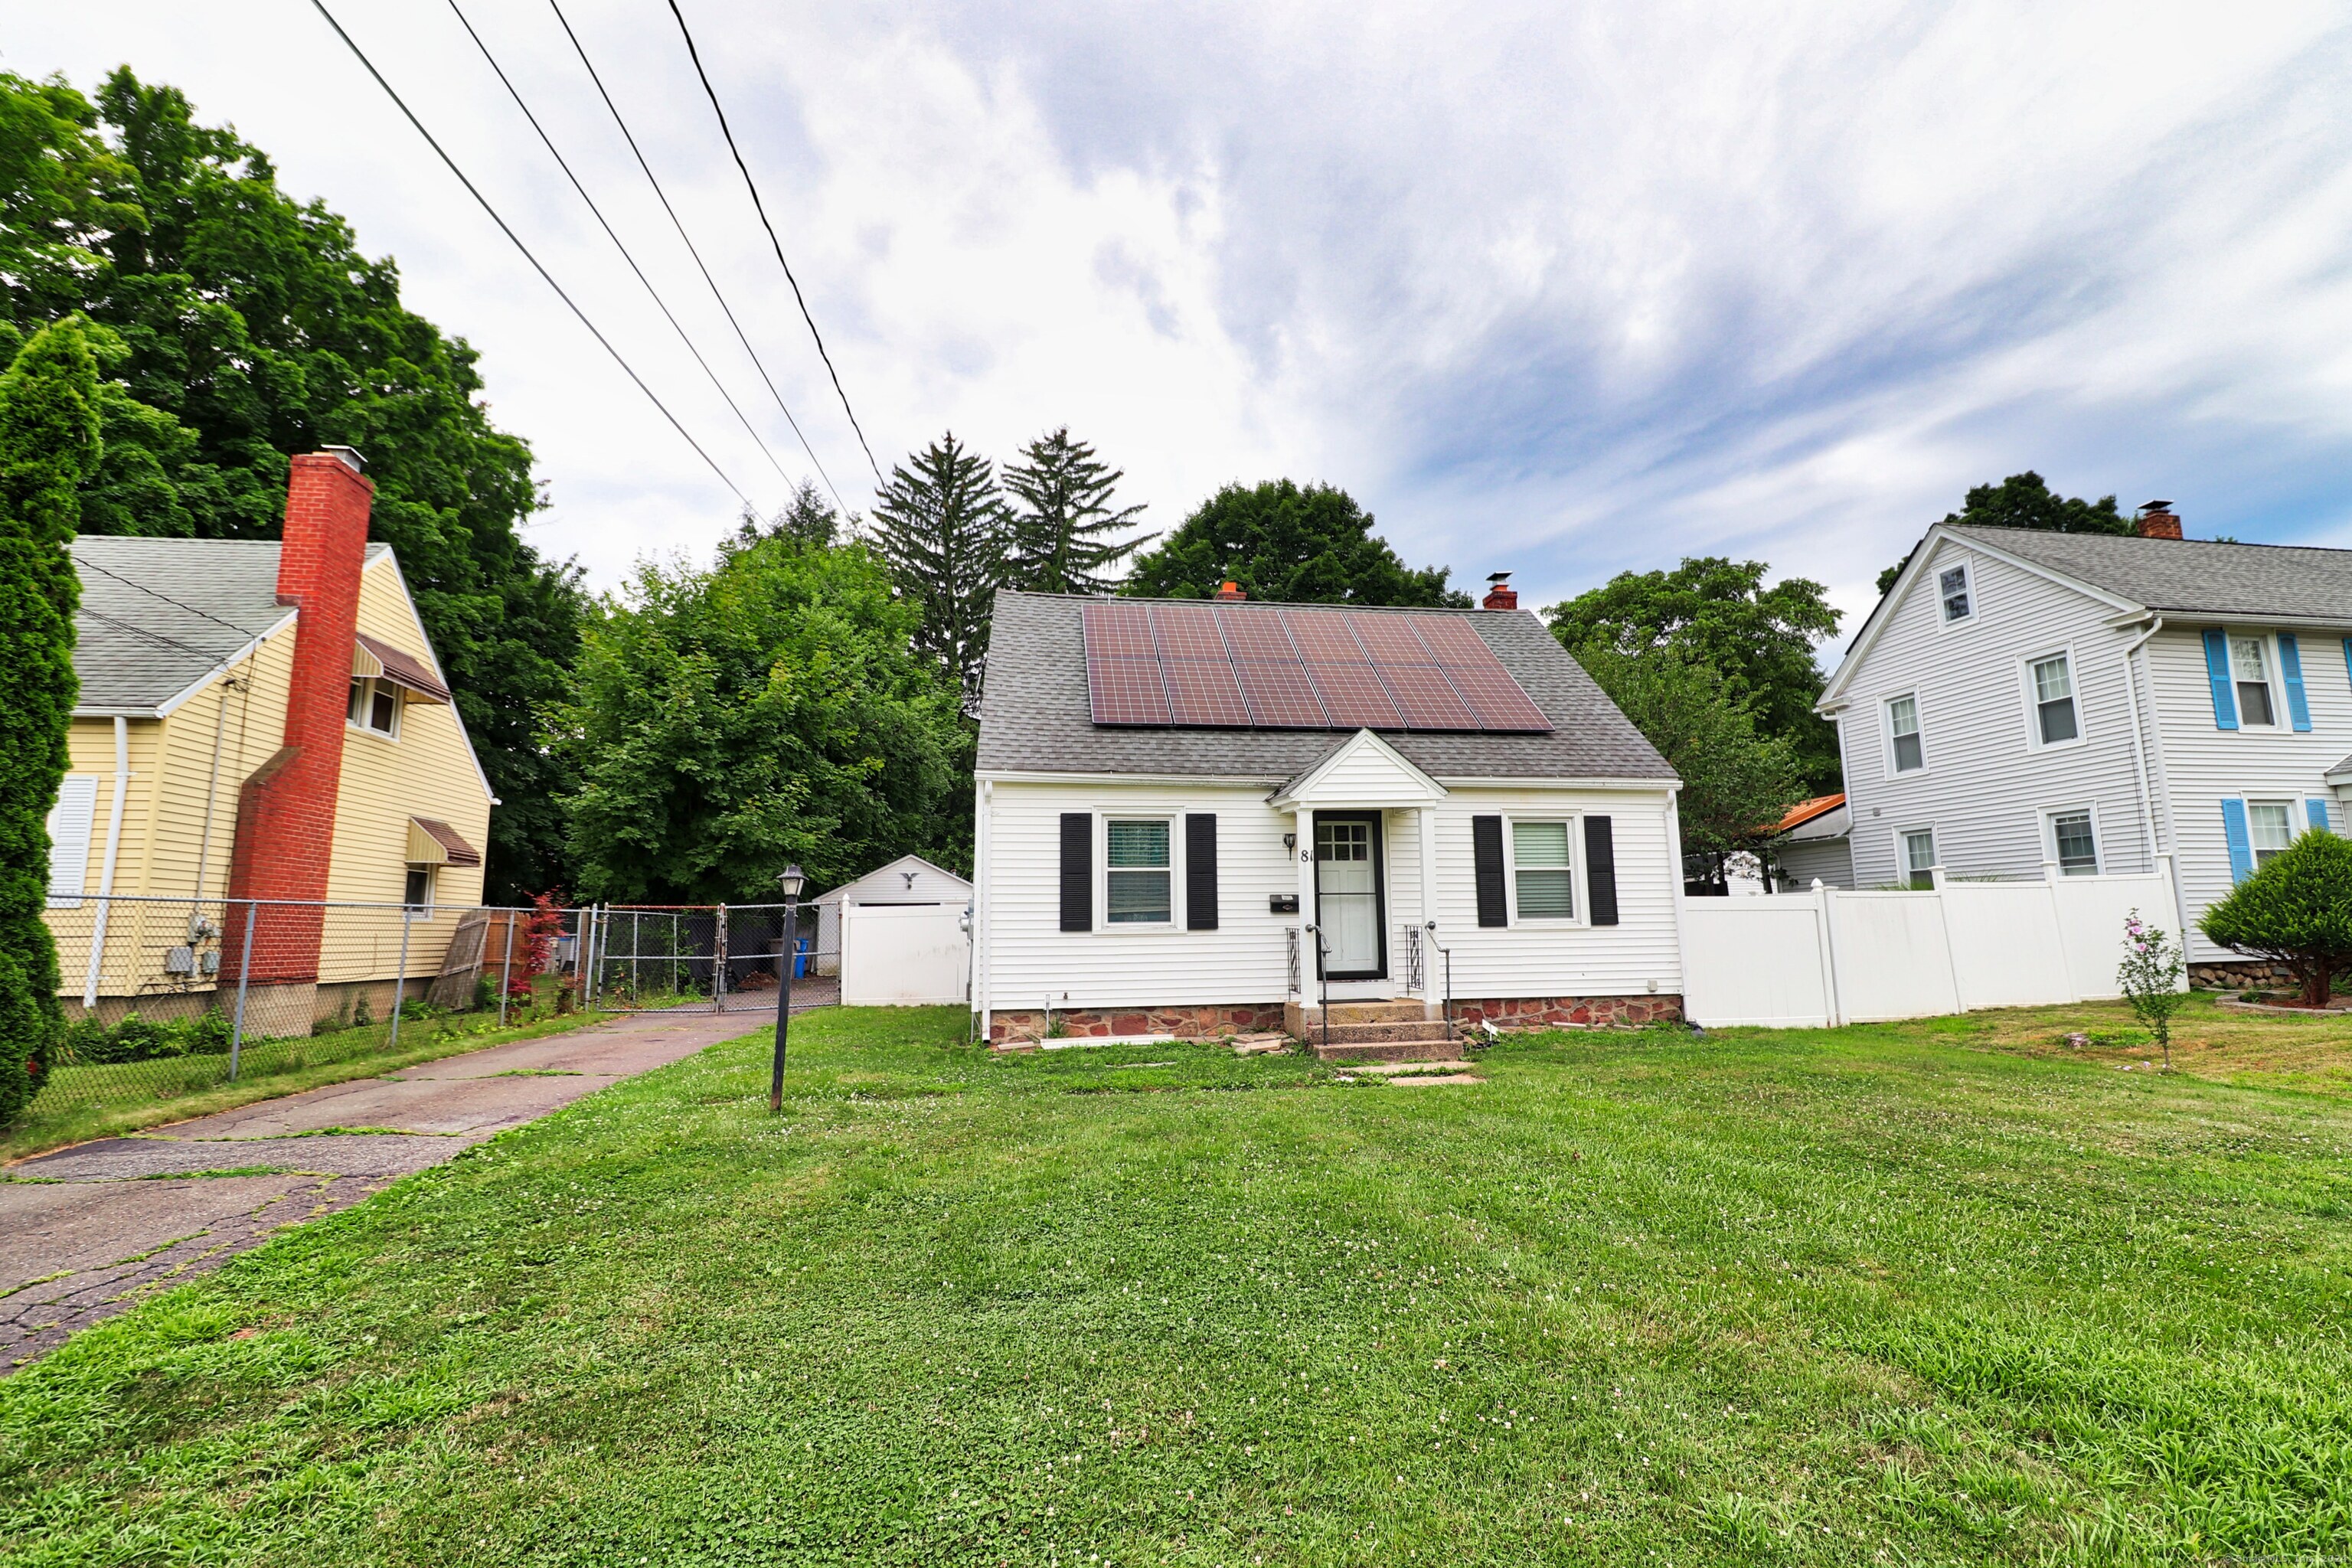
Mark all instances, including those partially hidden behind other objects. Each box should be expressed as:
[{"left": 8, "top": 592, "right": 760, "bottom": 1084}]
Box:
[
  {"left": 1938, "top": 564, "right": 1972, "bottom": 623},
  {"left": 348, "top": 677, "right": 400, "bottom": 737}
]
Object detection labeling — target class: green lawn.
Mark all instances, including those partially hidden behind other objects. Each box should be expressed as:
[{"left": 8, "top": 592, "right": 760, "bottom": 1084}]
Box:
[{"left": 4, "top": 1003, "right": 2348, "bottom": 1565}]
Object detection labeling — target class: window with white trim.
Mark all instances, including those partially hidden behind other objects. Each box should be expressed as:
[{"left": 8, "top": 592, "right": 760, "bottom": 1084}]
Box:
[
  {"left": 403, "top": 865, "right": 436, "bottom": 913},
  {"left": 1510, "top": 819, "right": 1576, "bottom": 920},
  {"left": 2030, "top": 652, "right": 2079, "bottom": 746},
  {"left": 2246, "top": 801, "right": 2295, "bottom": 867},
  {"left": 1886, "top": 694, "right": 1924, "bottom": 773},
  {"left": 2230, "top": 636, "right": 2275, "bottom": 727},
  {"left": 1938, "top": 564, "right": 1972, "bottom": 623},
  {"left": 2047, "top": 808, "right": 2099, "bottom": 876},
  {"left": 1901, "top": 828, "right": 1937, "bottom": 890},
  {"left": 348, "top": 677, "right": 400, "bottom": 737},
  {"left": 1103, "top": 818, "right": 1173, "bottom": 925}
]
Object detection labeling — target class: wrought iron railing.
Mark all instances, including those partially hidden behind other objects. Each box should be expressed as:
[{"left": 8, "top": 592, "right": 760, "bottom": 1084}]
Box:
[
  {"left": 1425, "top": 922, "right": 1453, "bottom": 1036},
  {"left": 1306, "top": 924, "right": 1332, "bottom": 1052},
  {"left": 1285, "top": 926, "right": 1302, "bottom": 998},
  {"left": 1398, "top": 923, "right": 1424, "bottom": 994}
]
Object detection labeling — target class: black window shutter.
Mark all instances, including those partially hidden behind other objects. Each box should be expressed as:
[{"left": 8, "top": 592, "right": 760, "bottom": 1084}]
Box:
[
  {"left": 1185, "top": 814, "right": 1219, "bottom": 930},
  {"left": 1059, "top": 813, "right": 1092, "bottom": 932},
  {"left": 1472, "top": 815, "right": 1507, "bottom": 927},
  {"left": 1584, "top": 815, "right": 1619, "bottom": 926}
]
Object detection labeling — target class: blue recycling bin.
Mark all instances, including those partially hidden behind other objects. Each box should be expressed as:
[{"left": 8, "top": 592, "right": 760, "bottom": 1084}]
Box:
[{"left": 793, "top": 937, "right": 812, "bottom": 978}]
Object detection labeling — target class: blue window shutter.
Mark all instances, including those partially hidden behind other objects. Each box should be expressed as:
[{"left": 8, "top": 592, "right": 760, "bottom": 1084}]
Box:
[
  {"left": 2278, "top": 634, "right": 2313, "bottom": 731},
  {"left": 2309, "top": 799, "right": 2334, "bottom": 835},
  {"left": 2201, "top": 630, "right": 2238, "bottom": 730},
  {"left": 2343, "top": 637, "right": 2352, "bottom": 694},
  {"left": 2220, "top": 799, "right": 2255, "bottom": 884}
]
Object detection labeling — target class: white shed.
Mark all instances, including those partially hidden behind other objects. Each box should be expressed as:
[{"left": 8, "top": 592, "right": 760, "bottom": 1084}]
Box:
[{"left": 811, "top": 854, "right": 972, "bottom": 975}]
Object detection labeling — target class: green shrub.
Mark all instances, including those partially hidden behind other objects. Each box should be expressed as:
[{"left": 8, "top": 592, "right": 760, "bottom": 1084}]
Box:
[
  {"left": 108, "top": 1013, "right": 167, "bottom": 1061},
  {"left": 60, "top": 1014, "right": 111, "bottom": 1064},
  {"left": 178, "top": 1008, "right": 232, "bottom": 1056},
  {"left": 2200, "top": 830, "right": 2352, "bottom": 1008}
]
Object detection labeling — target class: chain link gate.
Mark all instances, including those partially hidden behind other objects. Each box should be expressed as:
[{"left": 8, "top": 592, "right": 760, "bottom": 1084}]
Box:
[{"left": 564, "top": 903, "right": 824, "bottom": 1013}]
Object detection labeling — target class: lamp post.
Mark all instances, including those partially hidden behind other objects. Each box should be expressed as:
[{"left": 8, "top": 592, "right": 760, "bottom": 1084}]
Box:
[{"left": 769, "top": 864, "right": 805, "bottom": 1112}]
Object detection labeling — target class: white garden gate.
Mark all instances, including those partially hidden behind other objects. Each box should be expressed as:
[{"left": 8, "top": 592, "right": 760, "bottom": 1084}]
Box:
[
  {"left": 838, "top": 902, "right": 971, "bottom": 1006},
  {"left": 1681, "top": 861, "right": 2184, "bottom": 1028}
]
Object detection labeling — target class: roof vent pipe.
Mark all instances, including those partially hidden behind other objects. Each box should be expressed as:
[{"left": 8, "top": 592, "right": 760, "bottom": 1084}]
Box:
[{"left": 2136, "top": 501, "right": 2182, "bottom": 540}]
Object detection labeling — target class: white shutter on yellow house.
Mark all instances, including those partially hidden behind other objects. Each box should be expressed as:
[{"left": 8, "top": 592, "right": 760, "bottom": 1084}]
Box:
[{"left": 47, "top": 776, "right": 99, "bottom": 909}]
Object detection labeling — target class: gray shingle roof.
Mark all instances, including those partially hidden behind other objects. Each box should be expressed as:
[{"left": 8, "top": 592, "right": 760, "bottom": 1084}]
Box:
[
  {"left": 977, "top": 590, "right": 1677, "bottom": 782},
  {"left": 67, "top": 537, "right": 387, "bottom": 712},
  {"left": 1951, "top": 524, "right": 2352, "bottom": 620}
]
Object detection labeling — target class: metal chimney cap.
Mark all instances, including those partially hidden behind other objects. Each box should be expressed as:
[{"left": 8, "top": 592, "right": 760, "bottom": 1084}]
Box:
[
  {"left": 321, "top": 445, "right": 367, "bottom": 473},
  {"left": 1486, "top": 570, "right": 1513, "bottom": 583},
  {"left": 2138, "top": 499, "right": 2173, "bottom": 512}
]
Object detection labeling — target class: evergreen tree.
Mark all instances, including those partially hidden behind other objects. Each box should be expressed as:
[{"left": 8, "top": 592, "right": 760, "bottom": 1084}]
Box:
[
  {"left": 0, "top": 317, "right": 101, "bottom": 1122},
  {"left": 1122, "top": 479, "right": 1465, "bottom": 606},
  {"left": 1002, "top": 426, "right": 1151, "bottom": 593},
  {"left": 869, "top": 432, "right": 1008, "bottom": 709},
  {"left": 730, "top": 479, "right": 848, "bottom": 554}
]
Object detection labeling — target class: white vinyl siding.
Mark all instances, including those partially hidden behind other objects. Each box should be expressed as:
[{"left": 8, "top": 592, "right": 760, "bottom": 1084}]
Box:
[
  {"left": 975, "top": 779, "right": 1680, "bottom": 1014},
  {"left": 1834, "top": 539, "right": 2155, "bottom": 892}
]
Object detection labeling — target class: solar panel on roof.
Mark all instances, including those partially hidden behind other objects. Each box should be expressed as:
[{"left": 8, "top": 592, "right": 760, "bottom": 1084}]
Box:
[
  {"left": 1083, "top": 599, "right": 1549, "bottom": 732},
  {"left": 1377, "top": 663, "right": 1478, "bottom": 729}
]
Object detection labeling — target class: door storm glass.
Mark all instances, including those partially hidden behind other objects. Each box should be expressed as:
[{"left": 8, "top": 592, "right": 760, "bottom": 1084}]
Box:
[{"left": 1315, "top": 815, "right": 1383, "bottom": 978}]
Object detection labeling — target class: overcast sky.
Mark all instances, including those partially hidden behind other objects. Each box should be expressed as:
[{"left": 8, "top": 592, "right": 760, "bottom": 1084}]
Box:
[{"left": 15, "top": 3, "right": 2352, "bottom": 642}]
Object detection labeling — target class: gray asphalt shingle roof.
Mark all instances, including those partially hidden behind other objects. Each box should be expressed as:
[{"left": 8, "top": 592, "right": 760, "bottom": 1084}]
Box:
[
  {"left": 1951, "top": 524, "right": 2352, "bottom": 620},
  {"left": 67, "top": 536, "right": 387, "bottom": 712},
  {"left": 977, "top": 590, "right": 1676, "bottom": 782}
]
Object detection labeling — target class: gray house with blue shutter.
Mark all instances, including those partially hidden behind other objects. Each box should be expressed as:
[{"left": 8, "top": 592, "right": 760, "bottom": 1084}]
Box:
[
  {"left": 970, "top": 586, "right": 1685, "bottom": 1047},
  {"left": 1818, "top": 504, "right": 2352, "bottom": 980}
]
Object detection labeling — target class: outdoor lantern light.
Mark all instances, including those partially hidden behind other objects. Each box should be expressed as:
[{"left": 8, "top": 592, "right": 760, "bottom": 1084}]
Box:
[{"left": 770, "top": 864, "right": 807, "bottom": 1112}]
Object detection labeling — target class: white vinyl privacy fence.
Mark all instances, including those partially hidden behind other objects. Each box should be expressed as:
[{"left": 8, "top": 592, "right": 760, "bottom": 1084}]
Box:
[{"left": 1681, "top": 861, "right": 2184, "bottom": 1028}]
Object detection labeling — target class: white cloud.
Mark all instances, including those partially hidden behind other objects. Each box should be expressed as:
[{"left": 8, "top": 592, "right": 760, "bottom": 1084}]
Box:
[{"left": 12, "top": 0, "right": 2352, "bottom": 634}]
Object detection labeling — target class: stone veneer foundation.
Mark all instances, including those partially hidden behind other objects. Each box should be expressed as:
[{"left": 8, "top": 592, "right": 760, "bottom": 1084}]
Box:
[
  {"left": 1451, "top": 994, "right": 1682, "bottom": 1029},
  {"left": 2189, "top": 959, "right": 2300, "bottom": 991},
  {"left": 990, "top": 1003, "right": 1288, "bottom": 1047}
]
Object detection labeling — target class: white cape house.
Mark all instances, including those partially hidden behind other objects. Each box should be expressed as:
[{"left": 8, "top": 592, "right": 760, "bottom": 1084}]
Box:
[{"left": 970, "top": 585, "right": 1686, "bottom": 1045}]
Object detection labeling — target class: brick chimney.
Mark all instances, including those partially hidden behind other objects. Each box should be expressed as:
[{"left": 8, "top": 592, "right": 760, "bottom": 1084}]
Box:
[
  {"left": 1481, "top": 571, "right": 1517, "bottom": 610},
  {"left": 2136, "top": 501, "right": 2183, "bottom": 541},
  {"left": 222, "top": 449, "right": 375, "bottom": 985},
  {"left": 1213, "top": 579, "right": 1246, "bottom": 600}
]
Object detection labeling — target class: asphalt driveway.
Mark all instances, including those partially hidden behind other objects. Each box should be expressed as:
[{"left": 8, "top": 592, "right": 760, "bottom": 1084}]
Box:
[{"left": 2, "top": 1008, "right": 767, "bottom": 1370}]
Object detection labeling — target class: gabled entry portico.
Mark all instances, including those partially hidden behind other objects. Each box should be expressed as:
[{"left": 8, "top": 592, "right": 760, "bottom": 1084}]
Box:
[{"left": 1269, "top": 730, "right": 1446, "bottom": 1014}]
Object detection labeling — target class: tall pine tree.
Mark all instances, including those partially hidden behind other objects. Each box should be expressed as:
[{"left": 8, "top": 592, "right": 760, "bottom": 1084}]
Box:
[
  {"left": 1002, "top": 427, "right": 1151, "bottom": 594},
  {"left": 870, "top": 432, "right": 1007, "bottom": 710},
  {"left": 0, "top": 318, "right": 102, "bottom": 1122}
]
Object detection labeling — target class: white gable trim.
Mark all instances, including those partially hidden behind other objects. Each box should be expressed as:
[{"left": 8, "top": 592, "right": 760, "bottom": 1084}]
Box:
[
  {"left": 1268, "top": 728, "right": 1446, "bottom": 811},
  {"left": 1820, "top": 525, "right": 2147, "bottom": 710},
  {"left": 813, "top": 852, "right": 972, "bottom": 906}
]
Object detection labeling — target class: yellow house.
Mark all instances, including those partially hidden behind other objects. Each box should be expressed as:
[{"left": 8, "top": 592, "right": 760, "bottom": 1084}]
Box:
[{"left": 46, "top": 449, "right": 498, "bottom": 1031}]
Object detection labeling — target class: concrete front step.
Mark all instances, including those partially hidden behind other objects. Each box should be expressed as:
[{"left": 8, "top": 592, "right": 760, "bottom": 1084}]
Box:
[
  {"left": 1323, "top": 999, "right": 1427, "bottom": 1025},
  {"left": 1315, "top": 1037, "right": 1462, "bottom": 1064},
  {"left": 1317, "top": 1020, "right": 1455, "bottom": 1045}
]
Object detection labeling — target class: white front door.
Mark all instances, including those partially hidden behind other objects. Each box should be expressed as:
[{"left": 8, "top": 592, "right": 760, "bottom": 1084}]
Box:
[{"left": 1315, "top": 812, "right": 1384, "bottom": 979}]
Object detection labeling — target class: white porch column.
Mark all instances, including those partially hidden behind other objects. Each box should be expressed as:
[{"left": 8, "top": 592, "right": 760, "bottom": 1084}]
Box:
[
  {"left": 1295, "top": 809, "right": 1317, "bottom": 1008},
  {"left": 1418, "top": 804, "right": 1439, "bottom": 1004}
]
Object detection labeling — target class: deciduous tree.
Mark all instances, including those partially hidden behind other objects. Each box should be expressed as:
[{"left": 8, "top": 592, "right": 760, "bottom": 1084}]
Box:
[
  {"left": 1547, "top": 557, "right": 1841, "bottom": 793},
  {"left": 1877, "top": 472, "right": 2131, "bottom": 595},
  {"left": 1123, "top": 480, "right": 1465, "bottom": 606}
]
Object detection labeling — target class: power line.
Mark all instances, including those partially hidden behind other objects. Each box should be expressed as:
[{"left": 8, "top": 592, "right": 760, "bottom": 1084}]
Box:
[
  {"left": 664, "top": 0, "right": 886, "bottom": 485},
  {"left": 443, "top": 0, "right": 793, "bottom": 493},
  {"left": 306, "top": 0, "right": 752, "bottom": 508},
  {"left": 546, "top": 0, "right": 846, "bottom": 515},
  {"left": 71, "top": 553, "right": 277, "bottom": 640}
]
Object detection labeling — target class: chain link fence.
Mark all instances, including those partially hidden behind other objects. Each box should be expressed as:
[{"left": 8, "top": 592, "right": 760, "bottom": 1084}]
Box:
[
  {"left": 568, "top": 903, "right": 825, "bottom": 1013},
  {"left": 34, "top": 893, "right": 557, "bottom": 1116}
]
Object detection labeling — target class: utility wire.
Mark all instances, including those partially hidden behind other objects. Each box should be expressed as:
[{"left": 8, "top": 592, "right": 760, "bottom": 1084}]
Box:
[
  {"left": 307, "top": 0, "right": 752, "bottom": 507},
  {"left": 664, "top": 0, "right": 885, "bottom": 485},
  {"left": 444, "top": 0, "right": 792, "bottom": 492},
  {"left": 547, "top": 0, "right": 845, "bottom": 514},
  {"left": 72, "top": 553, "right": 278, "bottom": 640}
]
